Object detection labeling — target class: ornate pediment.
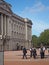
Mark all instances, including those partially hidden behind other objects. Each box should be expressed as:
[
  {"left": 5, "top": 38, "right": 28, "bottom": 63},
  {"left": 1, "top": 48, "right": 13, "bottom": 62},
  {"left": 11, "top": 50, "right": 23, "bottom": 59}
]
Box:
[
  {"left": 0, "top": 0, "right": 12, "bottom": 13},
  {"left": 1, "top": 0, "right": 4, "bottom": 1}
]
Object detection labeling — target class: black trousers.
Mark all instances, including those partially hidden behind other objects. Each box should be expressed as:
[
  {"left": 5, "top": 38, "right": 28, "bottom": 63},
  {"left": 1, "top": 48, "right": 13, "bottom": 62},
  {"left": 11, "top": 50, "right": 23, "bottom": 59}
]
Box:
[
  {"left": 30, "top": 52, "right": 32, "bottom": 58},
  {"left": 23, "top": 53, "right": 27, "bottom": 59},
  {"left": 41, "top": 52, "right": 44, "bottom": 59}
]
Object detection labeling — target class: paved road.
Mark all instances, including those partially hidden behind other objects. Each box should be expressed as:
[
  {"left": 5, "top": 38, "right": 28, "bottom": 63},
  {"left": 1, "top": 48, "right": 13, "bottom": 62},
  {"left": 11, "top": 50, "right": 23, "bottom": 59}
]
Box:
[{"left": 4, "top": 50, "right": 49, "bottom": 65}]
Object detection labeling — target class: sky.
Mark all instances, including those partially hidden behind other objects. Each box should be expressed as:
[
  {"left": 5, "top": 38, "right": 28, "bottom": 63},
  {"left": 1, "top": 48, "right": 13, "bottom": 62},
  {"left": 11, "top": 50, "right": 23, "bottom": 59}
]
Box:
[{"left": 5, "top": 0, "right": 49, "bottom": 36}]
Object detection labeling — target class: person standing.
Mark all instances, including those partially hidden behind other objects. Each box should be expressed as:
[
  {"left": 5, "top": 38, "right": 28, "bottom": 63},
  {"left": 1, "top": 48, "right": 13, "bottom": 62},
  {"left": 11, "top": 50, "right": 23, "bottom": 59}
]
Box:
[
  {"left": 43, "top": 46, "right": 45, "bottom": 58},
  {"left": 47, "top": 48, "right": 49, "bottom": 56},
  {"left": 40, "top": 47, "right": 44, "bottom": 59},
  {"left": 22, "top": 47, "right": 27, "bottom": 59},
  {"left": 40, "top": 43, "right": 45, "bottom": 59},
  {"left": 33, "top": 48, "right": 37, "bottom": 59},
  {"left": 30, "top": 48, "right": 33, "bottom": 58}
]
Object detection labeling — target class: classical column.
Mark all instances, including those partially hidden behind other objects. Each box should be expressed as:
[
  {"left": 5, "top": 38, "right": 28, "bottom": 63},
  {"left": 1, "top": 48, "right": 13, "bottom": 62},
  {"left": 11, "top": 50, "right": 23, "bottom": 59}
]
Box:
[
  {"left": 0, "top": 14, "right": 1, "bottom": 35},
  {"left": 4, "top": 15, "right": 6, "bottom": 35},
  {"left": 6, "top": 16, "right": 9, "bottom": 36},
  {"left": 1, "top": 14, "right": 3, "bottom": 35},
  {"left": 25, "top": 22, "right": 27, "bottom": 40}
]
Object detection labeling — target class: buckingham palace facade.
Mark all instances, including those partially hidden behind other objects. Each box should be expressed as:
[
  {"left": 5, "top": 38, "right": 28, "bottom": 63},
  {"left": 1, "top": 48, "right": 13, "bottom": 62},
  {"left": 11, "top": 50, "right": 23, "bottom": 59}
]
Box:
[{"left": 0, "top": 0, "right": 32, "bottom": 51}]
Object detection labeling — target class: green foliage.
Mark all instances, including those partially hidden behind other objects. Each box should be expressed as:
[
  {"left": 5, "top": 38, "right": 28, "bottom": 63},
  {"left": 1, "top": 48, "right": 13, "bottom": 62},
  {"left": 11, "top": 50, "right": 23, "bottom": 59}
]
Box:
[
  {"left": 32, "top": 29, "right": 49, "bottom": 47},
  {"left": 32, "top": 35, "right": 38, "bottom": 47},
  {"left": 39, "top": 29, "right": 49, "bottom": 46}
]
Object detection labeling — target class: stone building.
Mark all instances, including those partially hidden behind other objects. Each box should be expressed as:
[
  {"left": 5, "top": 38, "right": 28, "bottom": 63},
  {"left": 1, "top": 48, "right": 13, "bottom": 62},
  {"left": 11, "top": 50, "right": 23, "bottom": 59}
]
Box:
[{"left": 0, "top": 0, "right": 32, "bottom": 51}]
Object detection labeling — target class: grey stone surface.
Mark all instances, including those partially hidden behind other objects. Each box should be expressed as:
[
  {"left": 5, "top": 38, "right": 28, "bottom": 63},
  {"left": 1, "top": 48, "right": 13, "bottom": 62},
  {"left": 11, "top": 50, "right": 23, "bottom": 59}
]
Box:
[
  {"left": 0, "top": 52, "right": 4, "bottom": 65},
  {"left": 0, "top": 0, "right": 32, "bottom": 51}
]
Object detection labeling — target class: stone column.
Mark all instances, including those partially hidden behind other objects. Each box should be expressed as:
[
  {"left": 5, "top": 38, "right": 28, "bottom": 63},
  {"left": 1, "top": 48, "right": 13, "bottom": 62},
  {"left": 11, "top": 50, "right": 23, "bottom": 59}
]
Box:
[
  {"left": 0, "top": 14, "right": 1, "bottom": 35},
  {"left": 25, "top": 22, "right": 27, "bottom": 40},
  {"left": 6, "top": 16, "right": 9, "bottom": 36},
  {"left": 4, "top": 15, "right": 6, "bottom": 35},
  {"left": 1, "top": 14, "right": 3, "bottom": 35}
]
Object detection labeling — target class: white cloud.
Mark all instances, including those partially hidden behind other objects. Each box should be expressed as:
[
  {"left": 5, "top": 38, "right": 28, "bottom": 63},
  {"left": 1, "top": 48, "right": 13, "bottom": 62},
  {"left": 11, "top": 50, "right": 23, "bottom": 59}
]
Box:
[
  {"left": 20, "top": 1, "right": 49, "bottom": 36},
  {"left": 21, "top": 2, "right": 49, "bottom": 14},
  {"left": 32, "top": 20, "right": 49, "bottom": 36}
]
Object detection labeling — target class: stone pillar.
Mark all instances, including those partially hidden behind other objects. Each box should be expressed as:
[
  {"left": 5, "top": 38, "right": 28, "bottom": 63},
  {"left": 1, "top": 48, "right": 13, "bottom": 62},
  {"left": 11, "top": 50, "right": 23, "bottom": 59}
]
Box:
[
  {"left": 1, "top": 14, "right": 3, "bottom": 35},
  {"left": 4, "top": 15, "right": 6, "bottom": 35},
  {"left": 6, "top": 16, "right": 9, "bottom": 36},
  {"left": 0, "top": 14, "right": 1, "bottom": 35},
  {"left": 25, "top": 22, "right": 27, "bottom": 40}
]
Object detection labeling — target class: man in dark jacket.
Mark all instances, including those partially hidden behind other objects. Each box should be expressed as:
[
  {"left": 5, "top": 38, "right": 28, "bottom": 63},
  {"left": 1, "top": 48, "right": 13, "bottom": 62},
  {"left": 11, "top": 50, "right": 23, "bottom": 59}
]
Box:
[
  {"left": 40, "top": 48, "right": 44, "bottom": 59},
  {"left": 33, "top": 48, "right": 37, "bottom": 59},
  {"left": 22, "top": 47, "right": 27, "bottom": 59}
]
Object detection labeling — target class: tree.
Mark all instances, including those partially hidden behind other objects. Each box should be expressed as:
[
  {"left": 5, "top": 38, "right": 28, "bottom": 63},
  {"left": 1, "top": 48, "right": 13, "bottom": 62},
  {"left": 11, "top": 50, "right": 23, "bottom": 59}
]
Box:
[
  {"left": 32, "top": 35, "right": 38, "bottom": 47},
  {"left": 32, "top": 29, "right": 49, "bottom": 47},
  {"left": 39, "top": 29, "right": 49, "bottom": 46}
]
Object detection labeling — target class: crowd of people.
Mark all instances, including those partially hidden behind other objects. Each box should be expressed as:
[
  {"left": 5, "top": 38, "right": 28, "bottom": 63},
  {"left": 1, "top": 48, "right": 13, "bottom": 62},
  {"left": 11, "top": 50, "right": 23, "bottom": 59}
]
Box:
[{"left": 22, "top": 46, "right": 46, "bottom": 59}]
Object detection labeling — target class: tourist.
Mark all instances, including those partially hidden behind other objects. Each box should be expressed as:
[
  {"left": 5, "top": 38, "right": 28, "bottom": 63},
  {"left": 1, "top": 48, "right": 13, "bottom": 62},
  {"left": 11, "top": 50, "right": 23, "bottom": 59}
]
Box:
[
  {"left": 47, "top": 48, "right": 49, "bottom": 56},
  {"left": 30, "top": 48, "right": 33, "bottom": 58},
  {"left": 22, "top": 47, "right": 27, "bottom": 59},
  {"left": 40, "top": 47, "right": 44, "bottom": 59},
  {"left": 33, "top": 48, "right": 37, "bottom": 59}
]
